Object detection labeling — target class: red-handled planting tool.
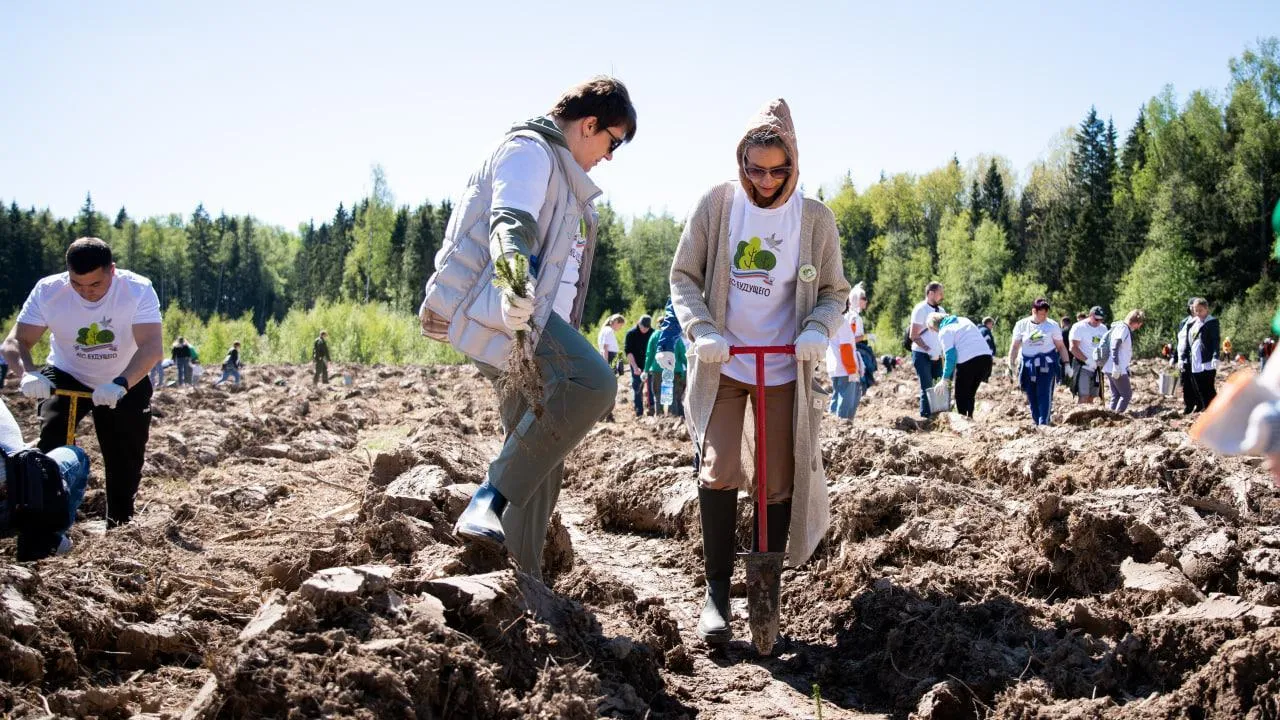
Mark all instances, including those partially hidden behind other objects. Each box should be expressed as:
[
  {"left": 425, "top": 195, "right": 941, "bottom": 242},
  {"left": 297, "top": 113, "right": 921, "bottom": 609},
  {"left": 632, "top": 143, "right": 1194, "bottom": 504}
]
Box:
[{"left": 729, "top": 344, "right": 794, "bottom": 655}]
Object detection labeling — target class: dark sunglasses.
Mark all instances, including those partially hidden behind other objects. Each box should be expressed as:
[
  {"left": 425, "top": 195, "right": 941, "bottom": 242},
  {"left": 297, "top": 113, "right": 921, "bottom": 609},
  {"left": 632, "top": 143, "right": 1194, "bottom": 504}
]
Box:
[
  {"left": 744, "top": 164, "right": 792, "bottom": 181},
  {"left": 604, "top": 127, "right": 624, "bottom": 154}
]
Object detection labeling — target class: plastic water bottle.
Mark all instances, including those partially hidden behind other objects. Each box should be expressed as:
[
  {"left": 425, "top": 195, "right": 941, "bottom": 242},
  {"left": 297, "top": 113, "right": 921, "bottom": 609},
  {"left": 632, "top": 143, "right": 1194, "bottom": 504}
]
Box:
[{"left": 660, "top": 368, "right": 674, "bottom": 411}]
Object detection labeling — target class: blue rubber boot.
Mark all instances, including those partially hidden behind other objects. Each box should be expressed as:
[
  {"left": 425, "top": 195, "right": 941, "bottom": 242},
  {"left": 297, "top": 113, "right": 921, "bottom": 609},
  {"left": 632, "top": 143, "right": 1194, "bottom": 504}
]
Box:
[{"left": 454, "top": 481, "right": 509, "bottom": 550}]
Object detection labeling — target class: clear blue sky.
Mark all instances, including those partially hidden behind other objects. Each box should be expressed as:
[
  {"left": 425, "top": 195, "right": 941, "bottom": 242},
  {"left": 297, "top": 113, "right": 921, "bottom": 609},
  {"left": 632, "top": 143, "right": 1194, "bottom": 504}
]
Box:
[{"left": 2, "top": 0, "right": 1275, "bottom": 230}]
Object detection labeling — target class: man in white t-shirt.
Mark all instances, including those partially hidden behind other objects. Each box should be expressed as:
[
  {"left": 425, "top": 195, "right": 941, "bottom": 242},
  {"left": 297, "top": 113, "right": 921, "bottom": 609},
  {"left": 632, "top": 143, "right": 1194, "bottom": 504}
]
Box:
[
  {"left": 1068, "top": 306, "right": 1110, "bottom": 405},
  {"left": 1, "top": 238, "right": 164, "bottom": 528},
  {"left": 908, "top": 282, "right": 946, "bottom": 418}
]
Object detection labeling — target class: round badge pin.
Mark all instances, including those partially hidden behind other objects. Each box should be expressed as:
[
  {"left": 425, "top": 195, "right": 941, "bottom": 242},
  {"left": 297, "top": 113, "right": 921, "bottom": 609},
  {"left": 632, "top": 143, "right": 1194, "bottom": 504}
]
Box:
[{"left": 798, "top": 264, "right": 817, "bottom": 283}]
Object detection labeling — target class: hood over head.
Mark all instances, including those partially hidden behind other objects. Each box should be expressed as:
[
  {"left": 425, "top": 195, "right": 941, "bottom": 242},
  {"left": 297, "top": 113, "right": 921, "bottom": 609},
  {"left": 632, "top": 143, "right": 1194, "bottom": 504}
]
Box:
[{"left": 737, "top": 98, "right": 800, "bottom": 209}]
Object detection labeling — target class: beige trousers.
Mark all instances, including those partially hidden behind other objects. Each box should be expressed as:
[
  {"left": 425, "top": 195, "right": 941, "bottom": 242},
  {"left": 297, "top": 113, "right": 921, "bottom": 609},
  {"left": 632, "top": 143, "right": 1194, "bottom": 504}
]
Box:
[{"left": 699, "top": 375, "right": 795, "bottom": 503}]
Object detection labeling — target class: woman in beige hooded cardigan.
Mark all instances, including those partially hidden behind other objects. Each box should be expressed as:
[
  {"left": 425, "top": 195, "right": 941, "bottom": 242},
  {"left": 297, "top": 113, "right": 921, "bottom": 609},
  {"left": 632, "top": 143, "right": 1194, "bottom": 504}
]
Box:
[{"left": 670, "top": 98, "right": 848, "bottom": 644}]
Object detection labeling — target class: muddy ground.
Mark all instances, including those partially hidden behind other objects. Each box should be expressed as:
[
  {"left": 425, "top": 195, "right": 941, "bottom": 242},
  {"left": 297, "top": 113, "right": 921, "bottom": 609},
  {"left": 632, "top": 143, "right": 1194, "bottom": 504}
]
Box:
[{"left": 0, "top": 359, "right": 1277, "bottom": 719}]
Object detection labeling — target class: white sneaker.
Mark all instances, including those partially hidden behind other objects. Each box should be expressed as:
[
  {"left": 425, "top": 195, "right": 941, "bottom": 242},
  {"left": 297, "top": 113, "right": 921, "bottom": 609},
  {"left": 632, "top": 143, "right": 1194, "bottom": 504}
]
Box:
[{"left": 55, "top": 535, "right": 73, "bottom": 555}]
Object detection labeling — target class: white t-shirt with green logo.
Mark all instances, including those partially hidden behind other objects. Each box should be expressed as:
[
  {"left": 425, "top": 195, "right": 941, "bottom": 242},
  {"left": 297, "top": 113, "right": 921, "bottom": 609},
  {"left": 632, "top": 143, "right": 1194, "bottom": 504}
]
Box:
[
  {"left": 722, "top": 185, "right": 801, "bottom": 386},
  {"left": 1068, "top": 320, "right": 1109, "bottom": 371},
  {"left": 16, "top": 269, "right": 162, "bottom": 387},
  {"left": 1012, "top": 317, "right": 1062, "bottom": 360}
]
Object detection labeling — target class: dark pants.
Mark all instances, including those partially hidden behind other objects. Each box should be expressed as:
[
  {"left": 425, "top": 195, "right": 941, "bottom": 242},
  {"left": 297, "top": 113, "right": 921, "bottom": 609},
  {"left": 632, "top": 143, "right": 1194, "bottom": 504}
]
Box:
[
  {"left": 0, "top": 362, "right": 8, "bottom": 385},
  {"left": 857, "top": 343, "right": 876, "bottom": 388},
  {"left": 913, "top": 351, "right": 942, "bottom": 418},
  {"left": 314, "top": 359, "right": 328, "bottom": 385},
  {"left": 954, "top": 354, "right": 992, "bottom": 418},
  {"left": 673, "top": 372, "right": 686, "bottom": 418},
  {"left": 36, "top": 367, "right": 152, "bottom": 527},
  {"left": 175, "top": 357, "right": 192, "bottom": 385},
  {"left": 1182, "top": 368, "right": 1217, "bottom": 413},
  {"left": 12, "top": 446, "right": 90, "bottom": 560},
  {"left": 631, "top": 371, "right": 655, "bottom": 416}
]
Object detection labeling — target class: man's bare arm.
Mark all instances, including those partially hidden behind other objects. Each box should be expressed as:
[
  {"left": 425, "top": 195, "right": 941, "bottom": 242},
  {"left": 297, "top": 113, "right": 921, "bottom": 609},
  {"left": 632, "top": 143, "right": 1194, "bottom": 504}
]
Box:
[
  {"left": 121, "top": 323, "right": 164, "bottom": 388},
  {"left": 1, "top": 322, "right": 48, "bottom": 376}
]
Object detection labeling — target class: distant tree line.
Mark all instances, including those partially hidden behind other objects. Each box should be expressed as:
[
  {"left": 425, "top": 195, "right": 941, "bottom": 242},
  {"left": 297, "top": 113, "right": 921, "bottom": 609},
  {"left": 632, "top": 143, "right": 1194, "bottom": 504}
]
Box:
[{"left": 3, "top": 40, "right": 1278, "bottom": 358}]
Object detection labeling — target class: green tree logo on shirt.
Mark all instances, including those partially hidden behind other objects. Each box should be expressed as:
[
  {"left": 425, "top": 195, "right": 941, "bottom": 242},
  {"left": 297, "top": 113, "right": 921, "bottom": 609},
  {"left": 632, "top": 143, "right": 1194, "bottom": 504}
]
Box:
[
  {"left": 734, "top": 236, "right": 777, "bottom": 271},
  {"left": 77, "top": 322, "right": 115, "bottom": 346}
]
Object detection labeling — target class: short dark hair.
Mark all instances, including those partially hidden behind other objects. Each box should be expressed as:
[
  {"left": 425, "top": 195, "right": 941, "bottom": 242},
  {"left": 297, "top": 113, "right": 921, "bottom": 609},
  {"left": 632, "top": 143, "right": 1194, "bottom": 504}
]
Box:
[
  {"left": 66, "top": 237, "right": 113, "bottom": 274},
  {"left": 926, "top": 282, "right": 943, "bottom": 295},
  {"left": 1032, "top": 297, "right": 1051, "bottom": 310},
  {"left": 549, "top": 76, "right": 637, "bottom": 142}
]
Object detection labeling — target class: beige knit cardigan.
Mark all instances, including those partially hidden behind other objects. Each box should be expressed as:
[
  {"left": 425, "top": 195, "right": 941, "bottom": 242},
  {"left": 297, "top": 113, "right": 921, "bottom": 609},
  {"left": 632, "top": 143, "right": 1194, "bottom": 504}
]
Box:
[{"left": 669, "top": 181, "right": 849, "bottom": 567}]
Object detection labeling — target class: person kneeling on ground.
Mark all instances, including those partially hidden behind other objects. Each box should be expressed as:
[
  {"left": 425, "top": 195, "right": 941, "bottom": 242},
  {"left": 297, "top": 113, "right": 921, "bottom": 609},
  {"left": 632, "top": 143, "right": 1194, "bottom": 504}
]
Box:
[
  {"left": 1, "top": 397, "right": 90, "bottom": 561},
  {"left": 419, "top": 76, "right": 637, "bottom": 582},
  {"left": 214, "top": 341, "right": 243, "bottom": 386},
  {"left": 926, "top": 313, "right": 994, "bottom": 418},
  {"left": 670, "top": 98, "right": 848, "bottom": 645}
]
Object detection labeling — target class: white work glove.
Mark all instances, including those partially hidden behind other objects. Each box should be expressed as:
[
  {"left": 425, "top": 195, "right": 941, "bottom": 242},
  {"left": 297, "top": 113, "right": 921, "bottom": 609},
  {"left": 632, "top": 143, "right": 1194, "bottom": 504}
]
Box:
[
  {"left": 1110, "top": 369, "right": 1121, "bottom": 380},
  {"left": 92, "top": 382, "right": 128, "bottom": 409},
  {"left": 20, "top": 372, "right": 53, "bottom": 400},
  {"left": 656, "top": 351, "right": 676, "bottom": 371},
  {"left": 499, "top": 284, "right": 534, "bottom": 332},
  {"left": 692, "top": 333, "right": 730, "bottom": 363},
  {"left": 793, "top": 329, "right": 829, "bottom": 362}
]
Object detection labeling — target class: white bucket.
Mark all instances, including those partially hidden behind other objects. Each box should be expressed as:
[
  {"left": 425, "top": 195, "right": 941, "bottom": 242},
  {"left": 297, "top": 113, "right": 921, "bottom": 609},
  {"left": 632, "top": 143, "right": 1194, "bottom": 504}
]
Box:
[
  {"left": 1158, "top": 372, "right": 1177, "bottom": 396},
  {"left": 926, "top": 383, "right": 951, "bottom": 415}
]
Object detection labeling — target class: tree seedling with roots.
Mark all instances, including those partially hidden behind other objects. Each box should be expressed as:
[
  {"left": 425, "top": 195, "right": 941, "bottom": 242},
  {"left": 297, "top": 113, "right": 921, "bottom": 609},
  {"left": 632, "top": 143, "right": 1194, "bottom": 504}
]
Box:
[{"left": 493, "top": 253, "right": 545, "bottom": 418}]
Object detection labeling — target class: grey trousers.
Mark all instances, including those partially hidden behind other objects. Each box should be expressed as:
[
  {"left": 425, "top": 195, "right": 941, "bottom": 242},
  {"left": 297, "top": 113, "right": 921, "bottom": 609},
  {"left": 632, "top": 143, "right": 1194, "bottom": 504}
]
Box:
[
  {"left": 1108, "top": 373, "right": 1133, "bottom": 412},
  {"left": 476, "top": 313, "right": 615, "bottom": 580}
]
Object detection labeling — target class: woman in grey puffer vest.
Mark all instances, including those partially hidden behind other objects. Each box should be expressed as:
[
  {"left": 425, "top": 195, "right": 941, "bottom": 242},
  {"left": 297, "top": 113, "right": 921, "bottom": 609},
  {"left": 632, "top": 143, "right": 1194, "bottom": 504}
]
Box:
[{"left": 420, "top": 77, "right": 636, "bottom": 581}]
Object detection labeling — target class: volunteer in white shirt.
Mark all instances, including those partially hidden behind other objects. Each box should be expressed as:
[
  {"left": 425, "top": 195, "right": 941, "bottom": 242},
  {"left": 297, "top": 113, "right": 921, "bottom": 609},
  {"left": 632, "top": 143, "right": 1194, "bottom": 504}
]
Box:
[
  {"left": 825, "top": 287, "right": 862, "bottom": 420},
  {"left": 1068, "top": 306, "right": 1110, "bottom": 405},
  {"left": 1, "top": 237, "right": 164, "bottom": 527},
  {"left": 927, "top": 313, "right": 994, "bottom": 418},
  {"left": 909, "top": 282, "right": 946, "bottom": 419},
  {"left": 597, "top": 313, "right": 625, "bottom": 370},
  {"left": 1173, "top": 297, "right": 1220, "bottom": 414},
  {"left": 596, "top": 313, "right": 626, "bottom": 421},
  {"left": 1102, "top": 309, "right": 1146, "bottom": 413},
  {"left": 669, "top": 98, "right": 848, "bottom": 647},
  {"left": 1006, "top": 297, "right": 1070, "bottom": 426}
]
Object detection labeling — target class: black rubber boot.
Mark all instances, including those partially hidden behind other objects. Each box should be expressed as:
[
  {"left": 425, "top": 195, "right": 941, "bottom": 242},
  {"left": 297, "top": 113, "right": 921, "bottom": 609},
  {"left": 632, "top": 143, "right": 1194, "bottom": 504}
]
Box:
[
  {"left": 752, "top": 500, "right": 791, "bottom": 555},
  {"left": 697, "top": 487, "right": 737, "bottom": 644}
]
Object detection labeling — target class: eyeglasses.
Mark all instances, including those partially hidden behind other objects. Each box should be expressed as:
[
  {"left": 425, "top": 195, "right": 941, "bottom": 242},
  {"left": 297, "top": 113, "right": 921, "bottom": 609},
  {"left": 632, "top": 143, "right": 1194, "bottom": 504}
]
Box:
[
  {"left": 744, "top": 164, "right": 792, "bottom": 181},
  {"left": 604, "top": 127, "right": 623, "bottom": 154}
]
